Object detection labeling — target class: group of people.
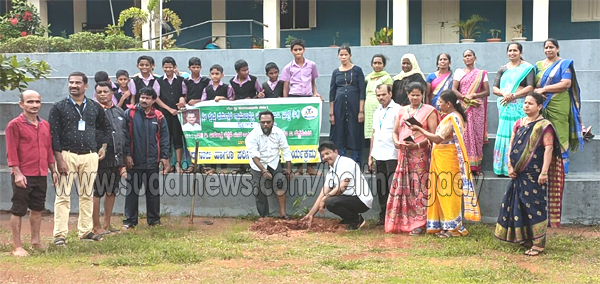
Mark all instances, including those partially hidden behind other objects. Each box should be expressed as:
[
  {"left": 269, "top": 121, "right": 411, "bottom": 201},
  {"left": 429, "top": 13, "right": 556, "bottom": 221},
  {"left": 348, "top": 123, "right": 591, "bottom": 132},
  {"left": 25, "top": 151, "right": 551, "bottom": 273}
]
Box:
[{"left": 6, "top": 38, "right": 582, "bottom": 258}]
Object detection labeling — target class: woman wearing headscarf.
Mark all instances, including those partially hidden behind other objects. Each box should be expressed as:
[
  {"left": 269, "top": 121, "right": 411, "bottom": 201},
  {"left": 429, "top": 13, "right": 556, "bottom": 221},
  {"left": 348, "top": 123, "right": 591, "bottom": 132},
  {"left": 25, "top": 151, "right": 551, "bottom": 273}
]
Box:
[
  {"left": 364, "top": 54, "right": 394, "bottom": 139},
  {"left": 392, "top": 53, "right": 427, "bottom": 106}
]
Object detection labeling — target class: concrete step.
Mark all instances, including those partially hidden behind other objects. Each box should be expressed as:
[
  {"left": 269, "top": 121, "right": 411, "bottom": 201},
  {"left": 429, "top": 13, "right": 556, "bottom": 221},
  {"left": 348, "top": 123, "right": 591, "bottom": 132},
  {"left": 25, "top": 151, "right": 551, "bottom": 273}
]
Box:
[{"left": 0, "top": 167, "right": 597, "bottom": 224}]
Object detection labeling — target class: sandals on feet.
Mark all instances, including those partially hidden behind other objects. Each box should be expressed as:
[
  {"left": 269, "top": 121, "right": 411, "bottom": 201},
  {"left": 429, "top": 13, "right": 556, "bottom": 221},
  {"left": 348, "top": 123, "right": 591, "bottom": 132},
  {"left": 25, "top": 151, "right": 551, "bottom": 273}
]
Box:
[
  {"left": 80, "top": 232, "right": 103, "bottom": 241},
  {"left": 53, "top": 238, "right": 66, "bottom": 246},
  {"left": 437, "top": 231, "right": 458, "bottom": 238},
  {"left": 409, "top": 227, "right": 425, "bottom": 236},
  {"left": 524, "top": 248, "right": 544, "bottom": 256}
]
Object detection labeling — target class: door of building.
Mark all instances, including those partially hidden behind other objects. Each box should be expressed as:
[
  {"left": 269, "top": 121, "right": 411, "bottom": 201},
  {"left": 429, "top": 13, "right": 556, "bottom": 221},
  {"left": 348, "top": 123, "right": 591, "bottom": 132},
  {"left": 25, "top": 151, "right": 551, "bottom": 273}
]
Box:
[{"left": 422, "top": 0, "right": 460, "bottom": 44}]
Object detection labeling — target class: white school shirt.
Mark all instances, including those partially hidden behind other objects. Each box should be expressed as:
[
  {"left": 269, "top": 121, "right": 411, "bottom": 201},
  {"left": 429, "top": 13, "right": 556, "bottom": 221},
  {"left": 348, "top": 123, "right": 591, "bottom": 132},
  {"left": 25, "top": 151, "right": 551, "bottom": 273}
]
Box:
[
  {"left": 324, "top": 155, "right": 373, "bottom": 208},
  {"left": 371, "top": 101, "right": 400, "bottom": 161},
  {"left": 245, "top": 125, "right": 293, "bottom": 171}
]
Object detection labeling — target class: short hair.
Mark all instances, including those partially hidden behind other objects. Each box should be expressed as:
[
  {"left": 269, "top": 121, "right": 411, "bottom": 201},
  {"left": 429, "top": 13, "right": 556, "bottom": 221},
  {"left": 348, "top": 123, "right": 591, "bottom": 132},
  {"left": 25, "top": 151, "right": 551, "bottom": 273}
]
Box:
[
  {"left": 137, "top": 55, "right": 155, "bottom": 65},
  {"left": 186, "top": 110, "right": 196, "bottom": 117},
  {"left": 138, "top": 86, "right": 157, "bottom": 100},
  {"left": 95, "top": 81, "right": 113, "bottom": 91},
  {"left": 406, "top": 82, "right": 425, "bottom": 95},
  {"left": 234, "top": 59, "right": 248, "bottom": 72},
  {"left": 290, "top": 38, "right": 305, "bottom": 50},
  {"left": 209, "top": 64, "right": 223, "bottom": 73},
  {"left": 94, "top": 71, "right": 109, "bottom": 83},
  {"left": 258, "top": 110, "right": 274, "bottom": 121},
  {"left": 68, "top": 71, "right": 88, "bottom": 84},
  {"left": 376, "top": 84, "right": 392, "bottom": 93},
  {"left": 19, "top": 90, "right": 40, "bottom": 103},
  {"left": 162, "top": 56, "right": 177, "bottom": 66},
  {"left": 265, "top": 62, "right": 279, "bottom": 73},
  {"left": 116, "top": 69, "right": 129, "bottom": 78},
  {"left": 188, "top": 57, "right": 202, "bottom": 67},
  {"left": 318, "top": 141, "right": 337, "bottom": 152}
]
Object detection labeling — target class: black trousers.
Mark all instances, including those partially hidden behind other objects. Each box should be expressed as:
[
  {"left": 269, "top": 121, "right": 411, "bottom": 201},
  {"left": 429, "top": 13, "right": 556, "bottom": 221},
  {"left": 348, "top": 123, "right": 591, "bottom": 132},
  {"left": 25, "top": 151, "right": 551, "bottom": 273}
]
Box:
[
  {"left": 123, "top": 169, "right": 161, "bottom": 226},
  {"left": 163, "top": 112, "right": 183, "bottom": 150},
  {"left": 325, "top": 195, "right": 369, "bottom": 224},
  {"left": 251, "top": 163, "right": 287, "bottom": 217},
  {"left": 375, "top": 159, "right": 398, "bottom": 219}
]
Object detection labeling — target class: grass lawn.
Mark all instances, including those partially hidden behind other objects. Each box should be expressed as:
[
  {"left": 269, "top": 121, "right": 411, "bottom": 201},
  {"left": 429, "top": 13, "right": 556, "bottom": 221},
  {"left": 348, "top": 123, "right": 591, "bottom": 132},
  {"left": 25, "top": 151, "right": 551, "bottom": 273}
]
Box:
[{"left": 1, "top": 216, "right": 600, "bottom": 284}]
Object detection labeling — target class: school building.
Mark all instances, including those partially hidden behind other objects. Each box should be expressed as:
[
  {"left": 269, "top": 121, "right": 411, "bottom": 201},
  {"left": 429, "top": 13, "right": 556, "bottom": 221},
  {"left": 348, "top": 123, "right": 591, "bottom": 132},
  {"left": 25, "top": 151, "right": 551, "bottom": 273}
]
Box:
[{"left": 1, "top": 0, "right": 598, "bottom": 49}]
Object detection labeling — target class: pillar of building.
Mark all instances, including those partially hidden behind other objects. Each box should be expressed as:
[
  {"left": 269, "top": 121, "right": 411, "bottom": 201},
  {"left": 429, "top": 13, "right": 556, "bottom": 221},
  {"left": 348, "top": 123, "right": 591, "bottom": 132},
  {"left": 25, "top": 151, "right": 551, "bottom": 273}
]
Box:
[
  {"left": 392, "top": 0, "right": 409, "bottom": 45},
  {"left": 72, "top": 0, "right": 86, "bottom": 33},
  {"left": 360, "top": 0, "right": 376, "bottom": 46},
  {"left": 212, "top": 0, "right": 227, "bottom": 49},
  {"left": 28, "top": 0, "right": 48, "bottom": 34},
  {"left": 532, "top": 0, "right": 549, "bottom": 41},
  {"left": 263, "top": 0, "right": 280, "bottom": 49},
  {"left": 505, "top": 0, "right": 523, "bottom": 41}
]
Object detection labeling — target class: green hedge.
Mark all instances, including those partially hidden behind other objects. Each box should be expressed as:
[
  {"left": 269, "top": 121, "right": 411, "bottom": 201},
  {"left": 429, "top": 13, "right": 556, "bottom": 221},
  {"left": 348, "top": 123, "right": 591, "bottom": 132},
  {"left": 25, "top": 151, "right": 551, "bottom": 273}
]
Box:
[{"left": 0, "top": 33, "right": 143, "bottom": 53}]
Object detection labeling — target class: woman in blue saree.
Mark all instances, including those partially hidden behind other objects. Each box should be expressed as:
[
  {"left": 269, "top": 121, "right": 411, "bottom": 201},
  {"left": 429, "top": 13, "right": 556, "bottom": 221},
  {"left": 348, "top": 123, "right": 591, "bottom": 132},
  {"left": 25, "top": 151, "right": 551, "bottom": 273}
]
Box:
[
  {"left": 495, "top": 92, "right": 564, "bottom": 256},
  {"left": 426, "top": 53, "right": 453, "bottom": 108},
  {"left": 492, "top": 43, "right": 535, "bottom": 176},
  {"left": 533, "top": 38, "right": 584, "bottom": 173}
]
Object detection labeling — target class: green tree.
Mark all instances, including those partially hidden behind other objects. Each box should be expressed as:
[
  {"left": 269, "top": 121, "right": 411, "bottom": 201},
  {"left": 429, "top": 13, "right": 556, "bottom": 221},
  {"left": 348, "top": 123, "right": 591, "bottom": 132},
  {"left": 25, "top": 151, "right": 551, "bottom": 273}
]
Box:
[
  {"left": 0, "top": 55, "right": 51, "bottom": 92},
  {"left": 117, "top": 0, "right": 181, "bottom": 49}
]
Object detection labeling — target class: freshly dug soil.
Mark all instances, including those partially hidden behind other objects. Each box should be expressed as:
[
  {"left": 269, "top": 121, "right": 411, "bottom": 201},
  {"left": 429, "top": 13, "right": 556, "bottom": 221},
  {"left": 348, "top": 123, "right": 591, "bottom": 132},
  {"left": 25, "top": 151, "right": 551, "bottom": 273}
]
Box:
[{"left": 249, "top": 217, "right": 345, "bottom": 236}]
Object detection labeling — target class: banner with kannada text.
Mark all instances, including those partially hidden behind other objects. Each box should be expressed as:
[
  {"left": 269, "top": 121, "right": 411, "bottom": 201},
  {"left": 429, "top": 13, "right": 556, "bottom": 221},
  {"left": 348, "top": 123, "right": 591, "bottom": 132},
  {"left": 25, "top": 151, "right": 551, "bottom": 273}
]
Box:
[{"left": 180, "top": 98, "right": 322, "bottom": 164}]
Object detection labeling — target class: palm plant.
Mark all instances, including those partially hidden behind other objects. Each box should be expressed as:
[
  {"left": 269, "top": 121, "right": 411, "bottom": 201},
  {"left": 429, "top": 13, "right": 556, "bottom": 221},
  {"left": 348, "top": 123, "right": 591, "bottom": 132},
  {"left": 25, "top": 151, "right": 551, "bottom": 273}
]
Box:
[
  {"left": 117, "top": 0, "right": 182, "bottom": 49},
  {"left": 452, "top": 14, "right": 488, "bottom": 40}
]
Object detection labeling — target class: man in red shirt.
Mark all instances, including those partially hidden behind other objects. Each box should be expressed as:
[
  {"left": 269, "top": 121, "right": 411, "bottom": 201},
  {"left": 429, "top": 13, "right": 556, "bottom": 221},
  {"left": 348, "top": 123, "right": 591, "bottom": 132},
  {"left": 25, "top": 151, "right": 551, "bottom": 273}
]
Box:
[{"left": 5, "top": 90, "right": 58, "bottom": 257}]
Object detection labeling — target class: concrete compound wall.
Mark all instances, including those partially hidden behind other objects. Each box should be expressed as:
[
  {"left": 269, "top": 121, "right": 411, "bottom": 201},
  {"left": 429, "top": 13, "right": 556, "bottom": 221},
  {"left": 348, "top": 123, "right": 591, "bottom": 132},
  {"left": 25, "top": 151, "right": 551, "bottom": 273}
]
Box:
[{"left": 1, "top": 40, "right": 599, "bottom": 222}]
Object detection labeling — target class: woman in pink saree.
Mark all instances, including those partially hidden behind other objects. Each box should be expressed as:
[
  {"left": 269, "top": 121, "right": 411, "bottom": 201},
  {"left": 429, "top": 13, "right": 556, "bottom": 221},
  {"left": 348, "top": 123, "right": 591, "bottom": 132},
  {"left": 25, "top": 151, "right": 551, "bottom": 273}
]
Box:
[
  {"left": 452, "top": 49, "right": 490, "bottom": 174},
  {"left": 385, "top": 82, "right": 439, "bottom": 235}
]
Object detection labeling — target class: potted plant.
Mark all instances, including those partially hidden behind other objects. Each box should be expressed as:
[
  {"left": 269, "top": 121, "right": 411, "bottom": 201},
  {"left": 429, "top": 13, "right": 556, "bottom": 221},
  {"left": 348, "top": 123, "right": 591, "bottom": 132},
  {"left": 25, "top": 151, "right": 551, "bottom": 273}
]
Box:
[
  {"left": 284, "top": 35, "right": 296, "bottom": 48},
  {"left": 252, "top": 38, "right": 264, "bottom": 49},
  {"left": 369, "top": 27, "right": 393, "bottom": 46},
  {"left": 487, "top": 29, "right": 502, "bottom": 42},
  {"left": 452, "top": 14, "right": 488, "bottom": 43},
  {"left": 511, "top": 24, "right": 526, "bottom": 42},
  {"left": 330, "top": 31, "right": 340, "bottom": 47}
]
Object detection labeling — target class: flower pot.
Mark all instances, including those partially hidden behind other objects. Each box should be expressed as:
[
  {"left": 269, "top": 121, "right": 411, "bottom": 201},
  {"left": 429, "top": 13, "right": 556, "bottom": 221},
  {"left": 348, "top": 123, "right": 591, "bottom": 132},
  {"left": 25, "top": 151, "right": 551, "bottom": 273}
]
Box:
[
  {"left": 486, "top": 38, "right": 501, "bottom": 42},
  {"left": 460, "top": 39, "right": 476, "bottom": 43},
  {"left": 330, "top": 45, "right": 339, "bottom": 48},
  {"left": 252, "top": 45, "right": 262, "bottom": 49},
  {"left": 511, "top": 37, "right": 527, "bottom": 42},
  {"left": 378, "top": 43, "right": 391, "bottom": 46},
  {"left": 285, "top": 44, "right": 290, "bottom": 48}
]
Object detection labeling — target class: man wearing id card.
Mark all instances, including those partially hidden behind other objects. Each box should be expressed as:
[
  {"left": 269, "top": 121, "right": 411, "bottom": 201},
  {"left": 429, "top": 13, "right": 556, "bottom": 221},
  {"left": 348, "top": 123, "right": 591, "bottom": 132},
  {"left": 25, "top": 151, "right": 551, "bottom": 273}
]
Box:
[
  {"left": 49, "top": 72, "right": 113, "bottom": 245},
  {"left": 301, "top": 141, "right": 373, "bottom": 230},
  {"left": 367, "top": 84, "right": 400, "bottom": 225}
]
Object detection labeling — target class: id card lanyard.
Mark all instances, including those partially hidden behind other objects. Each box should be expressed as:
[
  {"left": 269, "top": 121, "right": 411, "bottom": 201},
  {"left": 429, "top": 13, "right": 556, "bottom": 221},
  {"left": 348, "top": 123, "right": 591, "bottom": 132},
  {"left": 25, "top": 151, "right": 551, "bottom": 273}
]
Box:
[{"left": 69, "top": 97, "right": 87, "bottom": 131}]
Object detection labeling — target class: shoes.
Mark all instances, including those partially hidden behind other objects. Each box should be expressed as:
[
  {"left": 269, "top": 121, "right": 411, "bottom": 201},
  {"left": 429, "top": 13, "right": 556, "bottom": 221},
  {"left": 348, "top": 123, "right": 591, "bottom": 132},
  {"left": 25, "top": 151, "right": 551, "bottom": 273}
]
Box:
[
  {"left": 339, "top": 219, "right": 351, "bottom": 225},
  {"left": 346, "top": 215, "right": 366, "bottom": 231},
  {"left": 80, "top": 232, "right": 103, "bottom": 241}
]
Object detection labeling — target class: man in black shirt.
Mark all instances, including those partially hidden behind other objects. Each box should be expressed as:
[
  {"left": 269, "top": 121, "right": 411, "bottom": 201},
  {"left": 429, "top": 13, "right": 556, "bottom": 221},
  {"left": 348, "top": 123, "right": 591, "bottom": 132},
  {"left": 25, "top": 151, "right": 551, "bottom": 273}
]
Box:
[{"left": 49, "top": 71, "right": 112, "bottom": 245}]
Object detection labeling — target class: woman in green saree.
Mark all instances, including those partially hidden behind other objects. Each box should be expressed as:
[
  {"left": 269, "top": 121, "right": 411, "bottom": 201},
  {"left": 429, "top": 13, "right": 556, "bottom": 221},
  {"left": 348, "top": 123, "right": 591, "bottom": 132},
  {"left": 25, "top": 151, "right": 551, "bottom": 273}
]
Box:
[
  {"left": 365, "top": 54, "right": 394, "bottom": 139},
  {"left": 533, "top": 38, "right": 584, "bottom": 173}
]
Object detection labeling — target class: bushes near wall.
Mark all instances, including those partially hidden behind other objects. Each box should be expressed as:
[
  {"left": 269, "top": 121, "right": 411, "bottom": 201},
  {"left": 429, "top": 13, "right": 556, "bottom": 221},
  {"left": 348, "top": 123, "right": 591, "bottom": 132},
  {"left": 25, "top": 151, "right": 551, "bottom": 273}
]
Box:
[{"left": 0, "top": 33, "right": 142, "bottom": 53}]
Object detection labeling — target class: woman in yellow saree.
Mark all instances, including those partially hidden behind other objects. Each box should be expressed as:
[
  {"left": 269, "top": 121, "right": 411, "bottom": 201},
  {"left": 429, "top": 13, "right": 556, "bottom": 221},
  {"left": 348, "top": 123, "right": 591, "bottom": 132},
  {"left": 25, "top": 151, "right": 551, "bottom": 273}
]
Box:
[{"left": 408, "top": 90, "right": 481, "bottom": 237}]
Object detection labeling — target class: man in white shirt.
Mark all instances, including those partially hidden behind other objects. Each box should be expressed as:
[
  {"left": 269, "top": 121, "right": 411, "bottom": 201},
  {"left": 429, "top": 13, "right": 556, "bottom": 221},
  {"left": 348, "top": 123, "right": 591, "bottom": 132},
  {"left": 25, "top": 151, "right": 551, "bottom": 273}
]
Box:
[
  {"left": 368, "top": 84, "right": 400, "bottom": 225},
  {"left": 181, "top": 111, "right": 202, "bottom": 131},
  {"left": 301, "top": 141, "right": 373, "bottom": 230},
  {"left": 245, "top": 110, "right": 292, "bottom": 218}
]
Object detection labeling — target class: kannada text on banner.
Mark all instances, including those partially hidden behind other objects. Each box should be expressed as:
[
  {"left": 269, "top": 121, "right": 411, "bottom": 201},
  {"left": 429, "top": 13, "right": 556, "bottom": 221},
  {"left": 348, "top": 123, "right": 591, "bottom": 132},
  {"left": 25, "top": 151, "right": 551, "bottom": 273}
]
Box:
[{"left": 180, "top": 98, "right": 322, "bottom": 164}]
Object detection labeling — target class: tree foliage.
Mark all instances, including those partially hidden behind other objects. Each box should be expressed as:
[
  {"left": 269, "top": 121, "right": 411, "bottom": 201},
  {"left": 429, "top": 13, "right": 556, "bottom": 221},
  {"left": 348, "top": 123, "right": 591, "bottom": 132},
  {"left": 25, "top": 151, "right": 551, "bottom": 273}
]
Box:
[
  {"left": 116, "top": 0, "right": 181, "bottom": 49},
  {"left": 0, "top": 55, "right": 51, "bottom": 92}
]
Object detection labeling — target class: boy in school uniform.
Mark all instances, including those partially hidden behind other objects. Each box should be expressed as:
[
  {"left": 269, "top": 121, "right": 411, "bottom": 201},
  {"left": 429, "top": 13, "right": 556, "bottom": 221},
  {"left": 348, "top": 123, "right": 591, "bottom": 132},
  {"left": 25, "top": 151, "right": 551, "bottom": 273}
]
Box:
[
  {"left": 263, "top": 62, "right": 284, "bottom": 98},
  {"left": 185, "top": 57, "right": 211, "bottom": 106},
  {"left": 230, "top": 59, "right": 265, "bottom": 100},
  {"left": 280, "top": 39, "right": 323, "bottom": 175},
  {"left": 158, "top": 56, "right": 188, "bottom": 173},
  {"left": 115, "top": 70, "right": 132, "bottom": 110},
  {"left": 201, "top": 64, "right": 234, "bottom": 102},
  {"left": 127, "top": 55, "right": 161, "bottom": 105}
]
